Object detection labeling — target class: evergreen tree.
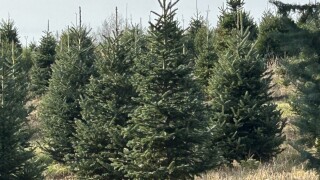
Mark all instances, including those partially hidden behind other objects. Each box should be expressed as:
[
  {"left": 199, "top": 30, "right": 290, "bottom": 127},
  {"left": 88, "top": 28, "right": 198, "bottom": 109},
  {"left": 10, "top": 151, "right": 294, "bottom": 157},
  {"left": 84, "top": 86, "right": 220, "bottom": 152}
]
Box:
[
  {"left": 184, "top": 16, "right": 218, "bottom": 87},
  {"left": 39, "top": 26, "right": 95, "bottom": 163},
  {"left": 256, "top": 10, "right": 312, "bottom": 58},
  {"left": 214, "top": 0, "right": 258, "bottom": 53},
  {"left": 287, "top": 53, "right": 320, "bottom": 153},
  {"left": 193, "top": 24, "right": 217, "bottom": 87},
  {"left": 208, "top": 28, "right": 285, "bottom": 162},
  {"left": 73, "top": 27, "right": 139, "bottom": 179},
  {"left": 184, "top": 15, "right": 206, "bottom": 60},
  {"left": 29, "top": 31, "right": 56, "bottom": 97},
  {"left": 120, "top": 1, "right": 220, "bottom": 179},
  {"left": 279, "top": 1, "right": 320, "bottom": 166},
  {"left": 0, "top": 26, "right": 39, "bottom": 179},
  {"left": 20, "top": 45, "right": 35, "bottom": 74},
  {"left": 287, "top": 52, "right": 320, "bottom": 170},
  {"left": 0, "top": 19, "right": 22, "bottom": 50}
]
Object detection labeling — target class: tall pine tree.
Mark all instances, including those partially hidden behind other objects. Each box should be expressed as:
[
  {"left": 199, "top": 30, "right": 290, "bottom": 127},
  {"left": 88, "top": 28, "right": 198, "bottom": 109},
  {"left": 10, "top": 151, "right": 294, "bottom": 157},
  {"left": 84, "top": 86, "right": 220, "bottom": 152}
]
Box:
[
  {"left": 120, "top": 1, "right": 220, "bottom": 179},
  {"left": 208, "top": 27, "right": 285, "bottom": 162},
  {"left": 39, "top": 25, "right": 95, "bottom": 163}
]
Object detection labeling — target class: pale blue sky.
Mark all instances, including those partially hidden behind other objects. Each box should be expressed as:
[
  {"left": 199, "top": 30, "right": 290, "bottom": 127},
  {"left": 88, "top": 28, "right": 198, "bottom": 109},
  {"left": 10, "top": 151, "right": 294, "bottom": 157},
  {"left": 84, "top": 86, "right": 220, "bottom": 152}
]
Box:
[{"left": 0, "top": 0, "right": 312, "bottom": 44}]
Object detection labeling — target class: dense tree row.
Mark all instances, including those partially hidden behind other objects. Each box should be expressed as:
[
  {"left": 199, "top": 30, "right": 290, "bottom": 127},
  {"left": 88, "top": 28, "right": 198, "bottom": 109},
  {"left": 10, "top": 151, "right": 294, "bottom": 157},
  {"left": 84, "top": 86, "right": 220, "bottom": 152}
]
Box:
[{"left": 3, "top": 0, "right": 320, "bottom": 179}]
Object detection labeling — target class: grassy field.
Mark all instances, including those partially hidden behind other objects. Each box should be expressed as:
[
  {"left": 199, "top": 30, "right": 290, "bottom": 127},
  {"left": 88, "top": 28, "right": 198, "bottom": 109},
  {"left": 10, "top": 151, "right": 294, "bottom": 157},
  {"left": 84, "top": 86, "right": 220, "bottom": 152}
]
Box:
[{"left": 196, "top": 140, "right": 319, "bottom": 180}]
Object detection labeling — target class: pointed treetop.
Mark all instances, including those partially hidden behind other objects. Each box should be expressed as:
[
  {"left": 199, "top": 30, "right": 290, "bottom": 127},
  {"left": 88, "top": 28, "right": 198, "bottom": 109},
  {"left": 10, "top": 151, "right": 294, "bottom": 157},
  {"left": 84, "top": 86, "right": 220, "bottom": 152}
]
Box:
[
  {"left": 47, "top": 19, "right": 50, "bottom": 32},
  {"left": 227, "top": 0, "right": 245, "bottom": 11},
  {"left": 79, "top": 6, "right": 82, "bottom": 28}
]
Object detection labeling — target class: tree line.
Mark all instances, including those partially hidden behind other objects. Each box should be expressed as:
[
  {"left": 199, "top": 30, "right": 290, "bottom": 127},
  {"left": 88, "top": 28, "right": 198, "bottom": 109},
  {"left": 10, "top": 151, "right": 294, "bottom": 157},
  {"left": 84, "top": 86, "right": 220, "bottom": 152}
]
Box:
[{"left": 1, "top": 0, "right": 320, "bottom": 179}]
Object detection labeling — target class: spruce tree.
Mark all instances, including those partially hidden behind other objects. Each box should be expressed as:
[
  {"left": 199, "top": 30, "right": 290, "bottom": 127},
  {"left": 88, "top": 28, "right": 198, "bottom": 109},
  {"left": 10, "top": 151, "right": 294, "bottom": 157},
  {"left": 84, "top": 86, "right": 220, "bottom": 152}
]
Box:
[
  {"left": 73, "top": 28, "right": 139, "bottom": 179},
  {"left": 121, "top": 1, "right": 220, "bottom": 179},
  {"left": 214, "top": 0, "right": 257, "bottom": 53},
  {"left": 0, "top": 19, "right": 22, "bottom": 50},
  {"left": 39, "top": 26, "right": 95, "bottom": 163},
  {"left": 29, "top": 31, "right": 56, "bottom": 97},
  {"left": 208, "top": 28, "right": 285, "bottom": 162},
  {"left": 184, "top": 16, "right": 206, "bottom": 60},
  {"left": 193, "top": 25, "right": 217, "bottom": 87},
  {"left": 256, "top": 10, "right": 308, "bottom": 58},
  {"left": 0, "top": 26, "right": 38, "bottom": 179}
]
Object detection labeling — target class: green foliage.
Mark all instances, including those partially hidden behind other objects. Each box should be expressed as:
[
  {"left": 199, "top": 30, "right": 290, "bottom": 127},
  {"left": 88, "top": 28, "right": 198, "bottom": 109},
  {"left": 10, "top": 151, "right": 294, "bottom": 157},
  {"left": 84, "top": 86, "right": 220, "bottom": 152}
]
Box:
[
  {"left": 270, "top": 0, "right": 320, "bottom": 24},
  {"left": 72, "top": 28, "right": 140, "bottom": 179},
  {"left": 289, "top": 54, "right": 320, "bottom": 143},
  {"left": 184, "top": 16, "right": 218, "bottom": 88},
  {"left": 287, "top": 53, "right": 320, "bottom": 168},
  {"left": 119, "top": 1, "right": 221, "bottom": 179},
  {"left": 214, "top": 1, "right": 258, "bottom": 53},
  {"left": 184, "top": 16, "right": 207, "bottom": 60},
  {"left": 270, "top": 1, "right": 320, "bottom": 168},
  {"left": 29, "top": 31, "right": 56, "bottom": 97},
  {"left": 0, "top": 19, "right": 22, "bottom": 50},
  {"left": 185, "top": 16, "right": 218, "bottom": 87},
  {"left": 0, "top": 31, "right": 38, "bottom": 178},
  {"left": 193, "top": 26, "right": 217, "bottom": 87},
  {"left": 208, "top": 28, "right": 285, "bottom": 163},
  {"left": 39, "top": 26, "right": 95, "bottom": 164},
  {"left": 256, "top": 11, "right": 315, "bottom": 58}
]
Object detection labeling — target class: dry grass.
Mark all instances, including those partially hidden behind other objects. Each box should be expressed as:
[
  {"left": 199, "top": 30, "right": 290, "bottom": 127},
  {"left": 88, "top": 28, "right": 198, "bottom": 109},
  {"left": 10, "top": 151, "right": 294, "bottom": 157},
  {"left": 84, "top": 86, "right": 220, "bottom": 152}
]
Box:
[
  {"left": 196, "top": 143, "right": 319, "bottom": 180},
  {"left": 197, "top": 166, "right": 318, "bottom": 180}
]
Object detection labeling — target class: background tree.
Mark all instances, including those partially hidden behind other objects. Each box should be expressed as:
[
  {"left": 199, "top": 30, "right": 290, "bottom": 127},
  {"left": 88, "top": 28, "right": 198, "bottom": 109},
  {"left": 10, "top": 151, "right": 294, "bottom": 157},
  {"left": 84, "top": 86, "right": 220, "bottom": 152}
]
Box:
[
  {"left": 184, "top": 15, "right": 206, "bottom": 60},
  {"left": 272, "top": 0, "right": 320, "bottom": 168},
  {"left": 0, "top": 19, "right": 22, "bottom": 50},
  {"left": 39, "top": 25, "right": 95, "bottom": 164},
  {"left": 29, "top": 30, "right": 56, "bottom": 97},
  {"left": 193, "top": 23, "right": 217, "bottom": 87},
  {"left": 208, "top": 27, "right": 285, "bottom": 162},
  {"left": 214, "top": 0, "right": 258, "bottom": 53},
  {"left": 286, "top": 53, "right": 320, "bottom": 167},
  {"left": 256, "top": 10, "right": 314, "bottom": 58},
  {"left": 120, "top": 0, "right": 220, "bottom": 179}
]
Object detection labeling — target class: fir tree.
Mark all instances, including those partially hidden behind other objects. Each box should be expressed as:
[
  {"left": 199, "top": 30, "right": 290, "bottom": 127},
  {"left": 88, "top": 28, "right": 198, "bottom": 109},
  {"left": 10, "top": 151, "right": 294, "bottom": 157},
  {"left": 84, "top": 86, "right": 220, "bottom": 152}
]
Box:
[
  {"left": 256, "top": 10, "right": 309, "bottom": 58},
  {"left": 184, "top": 15, "right": 218, "bottom": 87},
  {"left": 208, "top": 28, "right": 285, "bottom": 162},
  {"left": 121, "top": 0, "right": 220, "bottom": 179},
  {"left": 193, "top": 24, "right": 217, "bottom": 87},
  {"left": 0, "top": 19, "right": 22, "bottom": 50},
  {"left": 73, "top": 27, "right": 139, "bottom": 179},
  {"left": 184, "top": 15, "right": 206, "bottom": 60},
  {"left": 214, "top": 0, "right": 257, "bottom": 53},
  {"left": 39, "top": 26, "right": 95, "bottom": 163},
  {"left": 29, "top": 31, "right": 56, "bottom": 97},
  {"left": 0, "top": 27, "right": 39, "bottom": 179}
]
